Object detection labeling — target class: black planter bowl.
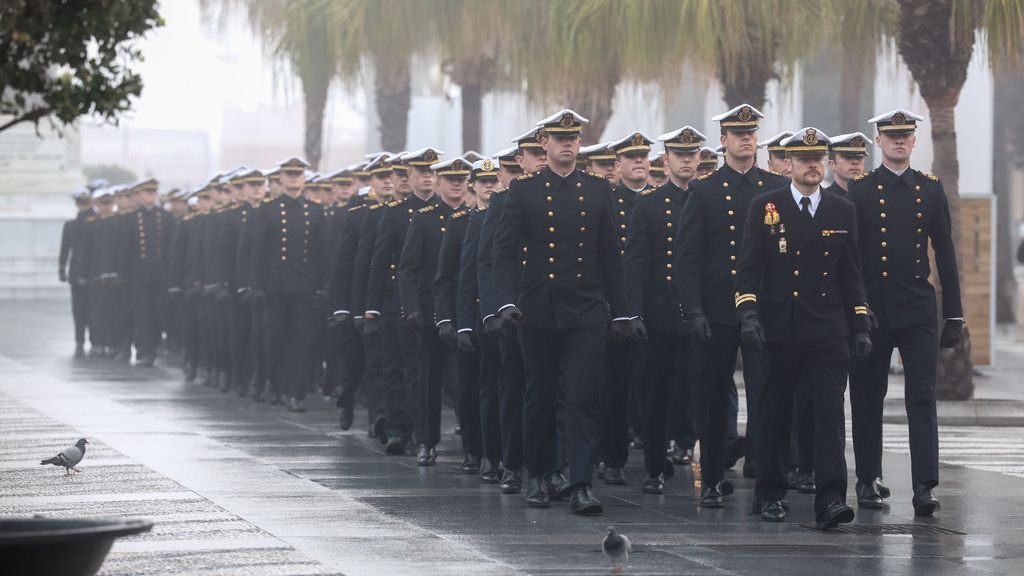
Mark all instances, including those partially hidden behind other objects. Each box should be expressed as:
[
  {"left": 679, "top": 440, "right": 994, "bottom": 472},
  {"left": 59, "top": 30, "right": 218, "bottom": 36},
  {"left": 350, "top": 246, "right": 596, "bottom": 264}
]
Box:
[{"left": 0, "top": 518, "right": 153, "bottom": 576}]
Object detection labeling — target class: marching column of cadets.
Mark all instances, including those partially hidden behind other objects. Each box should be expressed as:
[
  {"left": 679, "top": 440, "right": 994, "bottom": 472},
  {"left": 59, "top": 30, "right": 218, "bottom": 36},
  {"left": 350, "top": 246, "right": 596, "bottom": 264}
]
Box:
[{"left": 58, "top": 105, "right": 962, "bottom": 528}]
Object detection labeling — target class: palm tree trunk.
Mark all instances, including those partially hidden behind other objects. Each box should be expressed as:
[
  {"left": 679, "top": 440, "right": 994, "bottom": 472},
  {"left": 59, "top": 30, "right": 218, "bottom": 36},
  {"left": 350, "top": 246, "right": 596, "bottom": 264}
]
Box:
[
  {"left": 567, "top": 72, "right": 618, "bottom": 145},
  {"left": 461, "top": 79, "right": 483, "bottom": 152},
  {"left": 375, "top": 57, "right": 410, "bottom": 153},
  {"left": 302, "top": 72, "right": 329, "bottom": 170}
]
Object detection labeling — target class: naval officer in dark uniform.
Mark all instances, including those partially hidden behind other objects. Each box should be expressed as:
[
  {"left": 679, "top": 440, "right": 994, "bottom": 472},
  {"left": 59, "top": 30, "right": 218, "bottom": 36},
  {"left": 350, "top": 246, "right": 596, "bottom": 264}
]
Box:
[
  {"left": 824, "top": 132, "right": 870, "bottom": 198},
  {"left": 60, "top": 189, "right": 97, "bottom": 357},
  {"left": 846, "top": 109, "right": 963, "bottom": 516},
  {"left": 493, "top": 110, "right": 631, "bottom": 515},
  {"left": 735, "top": 127, "right": 871, "bottom": 529},
  {"left": 674, "top": 104, "right": 789, "bottom": 507}
]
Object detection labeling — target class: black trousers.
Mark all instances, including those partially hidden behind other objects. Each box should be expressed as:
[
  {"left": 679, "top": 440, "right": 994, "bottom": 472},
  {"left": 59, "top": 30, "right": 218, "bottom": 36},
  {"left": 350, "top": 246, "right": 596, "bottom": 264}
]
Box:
[
  {"left": 600, "top": 338, "right": 646, "bottom": 468},
  {"left": 416, "top": 325, "right": 450, "bottom": 448},
  {"left": 70, "top": 282, "right": 91, "bottom": 346},
  {"left": 310, "top": 297, "right": 327, "bottom": 393},
  {"left": 456, "top": 343, "right": 482, "bottom": 458},
  {"left": 182, "top": 290, "right": 201, "bottom": 377},
  {"left": 518, "top": 323, "right": 605, "bottom": 487},
  {"left": 668, "top": 335, "right": 700, "bottom": 451},
  {"left": 641, "top": 331, "right": 689, "bottom": 478},
  {"left": 130, "top": 280, "right": 164, "bottom": 359},
  {"left": 758, "top": 338, "right": 850, "bottom": 523},
  {"left": 231, "top": 295, "right": 252, "bottom": 392},
  {"left": 851, "top": 322, "right": 939, "bottom": 488},
  {"left": 696, "top": 324, "right": 767, "bottom": 486},
  {"left": 250, "top": 294, "right": 268, "bottom": 393},
  {"left": 788, "top": 393, "right": 815, "bottom": 474},
  {"left": 333, "top": 324, "right": 366, "bottom": 410},
  {"left": 263, "top": 292, "right": 315, "bottom": 399},
  {"left": 91, "top": 283, "right": 119, "bottom": 350},
  {"left": 478, "top": 333, "right": 503, "bottom": 465},
  {"left": 497, "top": 332, "right": 524, "bottom": 470},
  {"left": 374, "top": 314, "right": 415, "bottom": 440}
]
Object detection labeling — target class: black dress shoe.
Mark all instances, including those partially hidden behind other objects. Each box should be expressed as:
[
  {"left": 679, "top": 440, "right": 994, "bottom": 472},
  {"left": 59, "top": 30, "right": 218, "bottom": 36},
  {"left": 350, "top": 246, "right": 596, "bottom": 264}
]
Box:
[
  {"left": 671, "top": 446, "right": 693, "bottom": 465},
  {"left": 761, "top": 500, "right": 787, "bottom": 522},
  {"left": 339, "top": 405, "right": 354, "bottom": 431},
  {"left": 795, "top": 472, "right": 816, "bottom": 494},
  {"left": 724, "top": 436, "right": 746, "bottom": 470},
  {"left": 817, "top": 501, "right": 855, "bottom": 530},
  {"left": 856, "top": 480, "right": 885, "bottom": 509},
  {"left": 570, "top": 485, "right": 603, "bottom": 515},
  {"left": 461, "top": 453, "right": 481, "bottom": 474},
  {"left": 786, "top": 468, "right": 800, "bottom": 489},
  {"left": 544, "top": 472, "right": 571, "bottom": 501},
  {"left": 372, "top": 416, "right": 388, "bottom": 446},
  {"left": 751, "top": 497, "right": 791, "bottom": 514},
  {"left": 499, "top": 469, "right": 522, "bottom": 494},
  {"left": 630, "top": 435, "right": 645, "bottom": 450},
  {"left": 912, "top": 485, "right": 941, "bottom": 517},
  {"left": 479, "top": 459, "right": 501, "bottom": 484},
  {"left": 384, "top": 437, "right": 406, "bottom": 456},
  {"left": 596, "top": 461, "right": 606, "bottom": 480},
  {"left": 642, "top": 476, "right": 664, "bottom": 494},
  {"left": 603, "top": 467, "right": 625, "bottom": 485},
  {"left": 417, "top": 445, "right": 437, "bottom": 466},
  {"left": 700, "top": 485, "right": 724, "bottom": 508},
  {"left": 525, "top": 476, "right": 549, "bottom": 508},
  {"left": 742, "top": 458, "right": 757, "bottom": 479},
  {"left": 288, "top": 397, "right": 306, "bottom": 412},
  {"left": 876, "top": 477, "right": 891, "bottom": 499}
]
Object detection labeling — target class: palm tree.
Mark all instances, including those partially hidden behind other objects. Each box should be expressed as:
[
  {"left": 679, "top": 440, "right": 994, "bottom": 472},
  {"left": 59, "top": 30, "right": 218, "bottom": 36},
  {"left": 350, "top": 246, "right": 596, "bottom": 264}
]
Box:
[{"left": 895, "top": 0, "right": 1024, "bottom": 399}]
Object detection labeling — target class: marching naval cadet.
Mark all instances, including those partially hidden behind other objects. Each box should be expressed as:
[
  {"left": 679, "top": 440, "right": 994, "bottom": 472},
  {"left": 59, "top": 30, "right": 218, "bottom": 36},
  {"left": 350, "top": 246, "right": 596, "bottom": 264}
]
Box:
[
  {"left": 112, "top": 184, "right": 138, "bottom": 362},
  {"left": 169, "top": 185, "right": 212, "bottom": 382},
  {"left": 494, "top": 146, "right": 524, "bottom": 187},
  {"left": 735, "top": 127, "right": 870, "bottom": 530},
  {"left": 250, "top": 157, "right": 328, "bottom": 413},
  {"left": 846, "top": 109, "right": 963, "bottom": 516},
  {"left": 648, "top": 152, "right": 668, "bottom": 188},
  {"left": 221, "top": 168, "right": 263, "bottom": 396},
  {"left": 674, "top": 104, "right": 789, "bottom": 508},
  {"left": 492, "top": 109, "right": 631, "bottom": 515},
  {"left": 824, "top": 132, "right": 870, "bottom": 198},
  {"left": 364, "top": 150, "right": 438, "bottom": 454},
  {"left": 125, "top": 178, "right": 175, "bottom": 367},
  {"left": 398, "top": 156, "right": 470, "bottom": 466},
  {"left": 696, "top": 146, "right": 721, "bottom": 178},
  {"left": 581, "top": 141, "right": 618, "bottom": 185},
  {"left": 759, "top": 131, "right": 794, "bottom": 177},
  {"left": 478, "top": 128, "right": 548, "bottom": 496},
  {"left": 454, "top": 158, "right": 503, "bottom": 483},
  {"left": 88, "top": 187, "right": 124, "bottom": 358},
  {"left": 598, "top": 131, "right": 656, "bottom": 486},
  {"left": 624, "top": 125, "right": 707, "bottom": 494},
  {"left": 60, "top": 189, "right": 97, "bottom": 358}
]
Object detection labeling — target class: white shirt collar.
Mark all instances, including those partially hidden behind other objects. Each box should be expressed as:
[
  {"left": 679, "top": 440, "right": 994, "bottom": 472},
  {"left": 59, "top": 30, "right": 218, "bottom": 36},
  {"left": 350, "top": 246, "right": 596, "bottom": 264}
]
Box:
[
  {"left": 790, "top": 184, "right": 822, "bottom": 216},
  {"left": 882, "top": 162, "right": 909, "bottom": 177}
]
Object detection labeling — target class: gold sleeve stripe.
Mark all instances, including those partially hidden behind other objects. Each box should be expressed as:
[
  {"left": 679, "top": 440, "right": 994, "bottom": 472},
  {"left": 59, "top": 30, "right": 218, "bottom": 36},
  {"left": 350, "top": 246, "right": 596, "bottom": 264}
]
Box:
[{"left": 735, "top": 295, "right": 758, "bottom": 306}]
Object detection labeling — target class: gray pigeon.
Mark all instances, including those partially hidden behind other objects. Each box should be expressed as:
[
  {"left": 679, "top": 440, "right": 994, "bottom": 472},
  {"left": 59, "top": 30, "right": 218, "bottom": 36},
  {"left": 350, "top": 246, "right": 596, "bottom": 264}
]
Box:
[
  {"left": 602, "top": 526, "right": 631, "bottom": 566},
  {"left": 39, "top": 438, "right": 88, "bottom": 475}
]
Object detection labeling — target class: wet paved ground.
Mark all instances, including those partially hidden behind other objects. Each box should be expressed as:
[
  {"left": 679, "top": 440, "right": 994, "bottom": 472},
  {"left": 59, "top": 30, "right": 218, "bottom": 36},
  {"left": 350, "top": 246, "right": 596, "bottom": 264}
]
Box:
[{"left": 3, "top": 301, "right": 1024, "bottom": 575}]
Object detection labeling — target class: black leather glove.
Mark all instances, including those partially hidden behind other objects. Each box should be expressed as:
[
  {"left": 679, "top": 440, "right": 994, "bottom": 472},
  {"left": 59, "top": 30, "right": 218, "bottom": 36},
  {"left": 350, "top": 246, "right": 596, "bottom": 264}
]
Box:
[
  {"left": 497, "top": 306, "right": 523, "bottom": 334},
  {"left": 629, "top": 317, "right": 648, "bottom": 341},
  {"left": 866, "top": 307, "right": 880, "bottom": 332},
  {"left": 406, "top": 311, "right": 423, "bottom": 328},
  {"left": 689, "top": 313, "right": 712, "bottom": 343},
  {"left": 438, "top": 321, "right": 456, "bottom": 344},
  {"left": 610, "top": 319, "right": 631, "bottom": 343},
  {"left": 852, "top": 331, "right": 873, "bottom": 361},
  {"left": 940, "top": 319, "right": 964, "bottom": 349},
  {"left": 483, "top": 316, "right": 501, "bottom": 335},
  {"left": 327, "top": 311, "right": 349, "bottom": 328},
  {"left": 59, "top": 271, "right": 67, "bottom": 283},
  {"left": 457, "top": 331, "right": 476, "bottom": 352},
  {"left": 738, "top": 311, "right": 765, "bottom": 352},
  {"left": 363, "top": 315, "right": 379, "bottom": 336}
]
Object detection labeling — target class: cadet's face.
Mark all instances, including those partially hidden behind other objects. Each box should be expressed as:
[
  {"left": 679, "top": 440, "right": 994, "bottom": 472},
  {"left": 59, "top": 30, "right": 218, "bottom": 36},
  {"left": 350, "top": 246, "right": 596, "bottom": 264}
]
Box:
[
  {"left": 439, "top": 176, "right": 467, "bottom": 204},
  {"left": 473, "top": 178, "right": 499, "bottom": 204},
  {"left": 767, "top": 153, "right": 792, "bottom": 177},
  {"left": 648, "top": 172, "right": 668, "bottom": 186},
  {"left": 230, "top": 183, "right": 246, "bottom": 201},
  {"left": 591, "top": 159, "right": 619, "bottom": 182},
  {"left": 198, "top": 196, "right": 213, "bottom": 210},
  {"left": 498, "top": 166, "right": 518, "bottom": 189},
  {"left": 829, "top": 154, "right": 866, "bottom": 183},
  {"left": 696, "top": 165, "right": 715, "bottom": 178},
  {"left": 517, "top": 148, "right": 547, "bottom": 173},
  {"left": 618, "top": 151, "right": 650, "bottom": 186},
  {"left": 334, "top": 183, "right": 355, "bottom": 203},
  {"left": 96, "top": 199, "right": 114, "bottom": 215},
  {"left": 720, "top": 129, "right": 757, "bottom": 161},
  {"left": 790, "top": 154, "right": 825, "bottom": 187},
  {"left": 541, "top": 134, "right": 581, "bottom": 168},
  {"left": 666, "top": 149, "right": 699, "bottom": 184},
  {"left": 408, "top": 166, "right": 435, "bottom": 195},
  {"left": 244, "top": 182, "right": 264, "bottom": 203},
  {"left": 394, "top": 171, "right": 411, "bottom": 193},
  {"left": 138, "top": 189, "right": 158, "bottom": 207},
  {"left": 876, "top": 131, "right": 915, "bottom": 163},
  {"left": 279, "top": 170, "right": 305, "bottom": 196},
  {"left": 268, "top": 178, "right": 282, "bottom": 198}
]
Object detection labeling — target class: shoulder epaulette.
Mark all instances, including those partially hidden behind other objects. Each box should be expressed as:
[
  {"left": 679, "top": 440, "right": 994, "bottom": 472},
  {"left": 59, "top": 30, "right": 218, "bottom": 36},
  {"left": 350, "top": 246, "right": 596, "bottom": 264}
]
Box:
[
  {"left": 418, "top": 204, "right": 436, "bottom": 214},
  {"left": 516, "top": 173, "right": 533, "bottom": 181},
  {"left": 768, "top": 169, "right": 781, "bottom": 176},
  {"left": 369, "top": 203, "right": 384, "bottom": 211},
  {"left": 697, "top": 172, "right": 713, "bottom": 180},
  {"left": 310, "top": 198, "right": 322, "bottom": 205},
  {"left": 640, "top": 188, "right": 655, "bottom": 196},
  {"left": 852, "top": 172, "right": 869, "bottom": 181},
  {"left": 386, "top": 200, "right": 401, "bottom": 208},
  {"left": 85, "top": 215, "right": 97, "bottom": 222},
  {"left": 451, "top": 210, "right": 468, "bottom": 219},
  {"left": 920, "top": 170, "right": 939, "bottom": 181},
  {"left": 348, "top": 204, "right": 366, "bottom": 212}
]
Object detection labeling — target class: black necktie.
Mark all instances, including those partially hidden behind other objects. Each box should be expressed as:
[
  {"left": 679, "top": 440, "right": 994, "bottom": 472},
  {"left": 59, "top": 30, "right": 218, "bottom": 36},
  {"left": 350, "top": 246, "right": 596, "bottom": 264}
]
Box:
[{"left": 800, "top": 196, "right": 812, "bottom": 222}]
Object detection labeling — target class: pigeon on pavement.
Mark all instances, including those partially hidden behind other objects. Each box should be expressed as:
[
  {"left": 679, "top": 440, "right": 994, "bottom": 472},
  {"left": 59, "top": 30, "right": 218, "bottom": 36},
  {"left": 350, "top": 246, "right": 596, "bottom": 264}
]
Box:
[
  {"left": 602, "top": 526, "right": 631, "bottom": 567},
  {"left": 39, "top": 438, "right": 89, "bottom": 475}
]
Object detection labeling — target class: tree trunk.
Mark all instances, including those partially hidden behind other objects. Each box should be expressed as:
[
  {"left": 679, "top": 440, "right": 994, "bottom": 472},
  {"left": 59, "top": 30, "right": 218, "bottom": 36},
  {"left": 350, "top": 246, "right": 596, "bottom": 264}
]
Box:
[
  {"left": 993, "top": 72, "right": 1020, "bottom": 324},
  {"left": 375, "top": 57, "right": 410, "bottom": 153},
  {"left": 567, "top": 72, "right": 618, "bottom": 145},
  {"left": 896, "top": 0, "right": 976, "bottom": 399},
  {"left": 302, "top": 72, "right": 329, "bottom": 170},
  {"left": 461, "top": 79, "right": 483, "bottom": 152},
  {"left": 718, "top": 66, "right": 772, "bottom": 111}
]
